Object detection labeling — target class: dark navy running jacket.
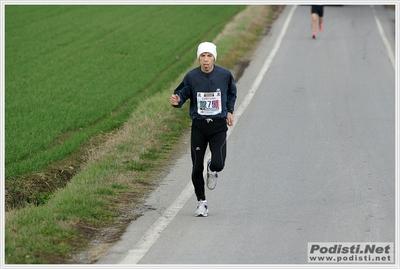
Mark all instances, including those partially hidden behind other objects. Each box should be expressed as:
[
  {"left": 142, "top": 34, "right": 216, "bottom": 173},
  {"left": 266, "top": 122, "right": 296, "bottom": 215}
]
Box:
[{"left": 172, "top": 65, "right": 237, "bottom": 120}]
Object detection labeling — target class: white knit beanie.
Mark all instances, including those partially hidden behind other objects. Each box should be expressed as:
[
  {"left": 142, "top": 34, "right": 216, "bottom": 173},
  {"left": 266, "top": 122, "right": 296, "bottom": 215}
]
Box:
[{"left": 197, "top": 42, "right": 217, "bottom": 61}]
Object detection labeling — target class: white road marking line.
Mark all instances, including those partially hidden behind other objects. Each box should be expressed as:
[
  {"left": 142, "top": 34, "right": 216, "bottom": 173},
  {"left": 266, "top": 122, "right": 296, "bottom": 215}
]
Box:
[{"left": 371, "top": 6, "right": 395, "bottom": 69}]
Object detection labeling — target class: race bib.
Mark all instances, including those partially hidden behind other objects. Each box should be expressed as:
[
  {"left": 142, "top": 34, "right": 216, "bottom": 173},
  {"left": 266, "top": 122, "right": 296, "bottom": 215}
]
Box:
[{"left": 197, "top": 92, "right": 222, "bottom": 115}]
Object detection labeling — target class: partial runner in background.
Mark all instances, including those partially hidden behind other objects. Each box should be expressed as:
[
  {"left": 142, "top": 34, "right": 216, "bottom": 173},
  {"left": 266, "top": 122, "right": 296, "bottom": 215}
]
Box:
[{"left": 311, "top": 5, "right": 324, "bottom": 39}]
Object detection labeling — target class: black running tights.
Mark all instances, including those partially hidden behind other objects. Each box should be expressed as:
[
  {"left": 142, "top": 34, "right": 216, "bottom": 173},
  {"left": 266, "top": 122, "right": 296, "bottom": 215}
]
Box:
[{"left": 190, "top": 118, "right": 227, "bottom": 201}]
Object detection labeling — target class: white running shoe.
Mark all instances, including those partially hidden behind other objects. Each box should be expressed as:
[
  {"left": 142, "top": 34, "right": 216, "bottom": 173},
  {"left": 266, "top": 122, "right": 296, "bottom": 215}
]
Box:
[
  {"left": 195, "top": 200, "right": 208, "bottom": 217},
  {"left": 206, "top": 158, "right": 218, "bottom": 190}
]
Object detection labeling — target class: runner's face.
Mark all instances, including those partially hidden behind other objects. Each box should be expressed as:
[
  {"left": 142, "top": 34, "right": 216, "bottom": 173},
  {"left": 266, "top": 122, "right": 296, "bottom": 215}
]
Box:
[{"left": 199, "top": 52, "right": 215, "bottom": 73}]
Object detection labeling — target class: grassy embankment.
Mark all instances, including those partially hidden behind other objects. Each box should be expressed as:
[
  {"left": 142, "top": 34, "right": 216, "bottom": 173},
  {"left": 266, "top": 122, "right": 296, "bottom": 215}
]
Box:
[
  {"left": 5, "top": 5, "right": 283, "bottom": 264},
  {"left": 6, "top": 5, "right": 244, "bottom": 203}
]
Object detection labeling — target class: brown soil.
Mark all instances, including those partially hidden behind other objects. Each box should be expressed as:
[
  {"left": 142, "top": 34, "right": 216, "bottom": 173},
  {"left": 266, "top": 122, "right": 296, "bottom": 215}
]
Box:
[{"left": 5, "top": 135, "right": 105, "bottom": 211}]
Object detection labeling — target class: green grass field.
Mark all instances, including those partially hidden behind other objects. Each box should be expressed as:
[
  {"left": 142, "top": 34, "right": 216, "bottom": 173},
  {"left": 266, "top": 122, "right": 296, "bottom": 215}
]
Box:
[{"left": 5, "top": 5, "right": 245, "bottom": 179}]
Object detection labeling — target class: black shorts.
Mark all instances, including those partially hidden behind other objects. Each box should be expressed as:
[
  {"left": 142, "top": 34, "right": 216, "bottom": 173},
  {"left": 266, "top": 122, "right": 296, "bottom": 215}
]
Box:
[{"left": 311, "top": 5, "right": 324, "bottom": 17}]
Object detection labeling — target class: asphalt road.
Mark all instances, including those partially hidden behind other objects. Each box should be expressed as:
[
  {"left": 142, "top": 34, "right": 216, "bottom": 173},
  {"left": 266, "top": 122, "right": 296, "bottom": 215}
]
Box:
[{"left": 97, "top": 5, "right": 396, "bottom": 266}]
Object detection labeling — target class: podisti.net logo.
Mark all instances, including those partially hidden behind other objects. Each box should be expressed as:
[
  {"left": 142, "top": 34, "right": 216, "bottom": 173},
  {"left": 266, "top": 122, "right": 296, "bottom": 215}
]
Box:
[{"left": 308, "top": 242, "right": 394, "bottom": 263}]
